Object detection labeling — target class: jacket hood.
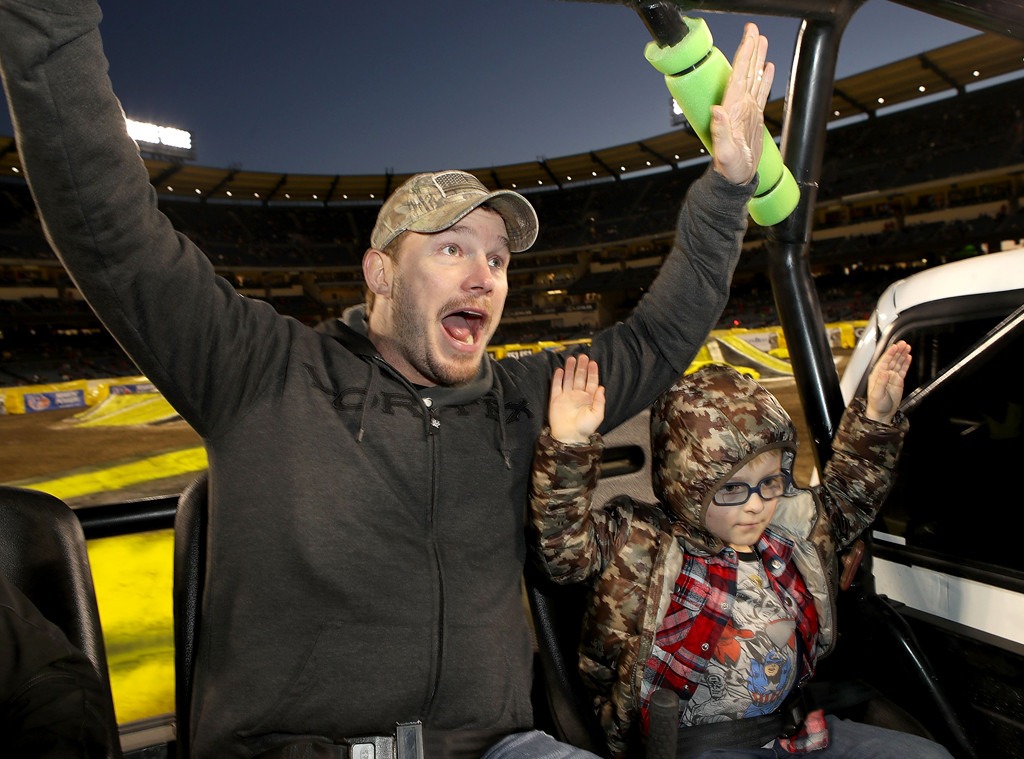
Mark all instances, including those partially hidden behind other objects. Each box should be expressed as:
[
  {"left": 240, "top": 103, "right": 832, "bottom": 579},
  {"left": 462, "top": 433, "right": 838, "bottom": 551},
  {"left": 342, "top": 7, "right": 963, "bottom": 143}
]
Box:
[
  {"left": 650, "top": 363, "right": 797, "bottom": 553},
  {"left": 315, "top": 305, "right": 376, "bottom": 353}
]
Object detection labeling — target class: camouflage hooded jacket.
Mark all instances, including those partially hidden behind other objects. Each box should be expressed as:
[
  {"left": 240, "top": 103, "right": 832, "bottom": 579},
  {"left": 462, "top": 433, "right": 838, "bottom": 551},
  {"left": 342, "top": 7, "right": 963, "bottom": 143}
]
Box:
[{"left": 528, "top": 365, "right": 908, "bottom": 756}]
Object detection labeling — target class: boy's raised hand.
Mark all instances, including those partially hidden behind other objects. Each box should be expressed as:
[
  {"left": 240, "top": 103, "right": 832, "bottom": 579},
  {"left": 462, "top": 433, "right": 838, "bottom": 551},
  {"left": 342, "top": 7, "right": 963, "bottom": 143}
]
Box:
[
  {"left": 866, "top": 340, "right": 912, "bottom": 423},
  {"left": 548, "top": 354, "right": 606, "bottom": 445},
  {"left": 711, "top": 22, "right": 775, "bottom": 186}
]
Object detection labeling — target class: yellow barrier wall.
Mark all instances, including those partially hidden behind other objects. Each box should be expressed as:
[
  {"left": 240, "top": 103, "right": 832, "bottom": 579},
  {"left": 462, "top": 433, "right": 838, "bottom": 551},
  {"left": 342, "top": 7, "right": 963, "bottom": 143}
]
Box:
[
  {"left": 87, "top": 531, "right": 176, "bottom": 724},
  {"left": 1, "top": 375, "right": 156, "bottom": 414}
]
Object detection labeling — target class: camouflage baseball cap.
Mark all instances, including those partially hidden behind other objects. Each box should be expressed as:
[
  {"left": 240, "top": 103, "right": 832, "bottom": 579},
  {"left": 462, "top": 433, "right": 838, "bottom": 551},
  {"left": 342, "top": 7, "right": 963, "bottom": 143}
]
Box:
[{"left": 370, "top": 170, "right": 539, "bottom": 253}]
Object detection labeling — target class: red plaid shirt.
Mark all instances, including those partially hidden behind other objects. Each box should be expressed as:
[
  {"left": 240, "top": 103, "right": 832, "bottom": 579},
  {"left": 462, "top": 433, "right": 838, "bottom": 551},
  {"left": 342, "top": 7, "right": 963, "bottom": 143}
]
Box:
[{"left": 640, "top": 529, "right": 825, "bottom": 751}]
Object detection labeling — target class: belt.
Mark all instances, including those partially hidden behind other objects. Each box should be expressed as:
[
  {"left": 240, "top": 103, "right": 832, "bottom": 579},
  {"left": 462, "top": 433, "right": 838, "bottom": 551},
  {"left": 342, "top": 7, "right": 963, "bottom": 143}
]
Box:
[
  {"left": 673, "top": 711, "right": 796, "bottom": 759},
  {"left": 646, "top": 687, "right": 808, "bottom": 759},
  {"left": 252, "top": 723, "right": 514, "bottom": 759}
]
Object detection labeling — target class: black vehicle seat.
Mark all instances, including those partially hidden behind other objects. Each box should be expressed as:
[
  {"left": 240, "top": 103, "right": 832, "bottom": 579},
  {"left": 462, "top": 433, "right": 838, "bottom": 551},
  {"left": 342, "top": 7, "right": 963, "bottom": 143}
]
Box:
[{"left": 0, "top": 485, "right": 123, "bottom": 759}]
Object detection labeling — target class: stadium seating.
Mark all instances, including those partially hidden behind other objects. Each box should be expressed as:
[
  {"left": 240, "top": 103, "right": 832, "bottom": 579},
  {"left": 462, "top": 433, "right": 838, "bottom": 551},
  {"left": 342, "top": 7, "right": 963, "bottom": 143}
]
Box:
[{"left": 2, "top": 74, "right": 1024, "bottom": 381}]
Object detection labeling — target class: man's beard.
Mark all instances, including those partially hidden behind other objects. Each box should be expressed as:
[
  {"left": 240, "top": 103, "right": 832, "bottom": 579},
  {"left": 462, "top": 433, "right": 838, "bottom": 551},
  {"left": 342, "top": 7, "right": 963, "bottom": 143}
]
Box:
[{"left": 391, "top": 276, "right": 487, "bottom": 387}]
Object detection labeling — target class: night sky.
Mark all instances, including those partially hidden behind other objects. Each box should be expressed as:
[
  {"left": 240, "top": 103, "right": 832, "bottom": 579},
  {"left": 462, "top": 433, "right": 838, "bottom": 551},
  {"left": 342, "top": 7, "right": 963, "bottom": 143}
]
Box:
[{"left": 0, "top": 1, "right": 979, "bottom": 175}]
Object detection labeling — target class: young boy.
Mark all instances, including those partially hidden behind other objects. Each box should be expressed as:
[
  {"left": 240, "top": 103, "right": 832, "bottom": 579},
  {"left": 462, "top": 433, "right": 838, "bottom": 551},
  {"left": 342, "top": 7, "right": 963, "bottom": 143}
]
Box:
[{"left": 529, "top": 343, "right": 952, "bottom": 758}]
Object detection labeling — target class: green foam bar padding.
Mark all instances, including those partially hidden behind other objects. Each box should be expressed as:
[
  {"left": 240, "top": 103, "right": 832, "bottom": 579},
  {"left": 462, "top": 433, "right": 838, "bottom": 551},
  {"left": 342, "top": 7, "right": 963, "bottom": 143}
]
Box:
[
  {"left": 644, "top": 16, "right": 799, "bottom": 226},
  {"left": 748, "top": 164, "right": 800, "bottom": 227}
]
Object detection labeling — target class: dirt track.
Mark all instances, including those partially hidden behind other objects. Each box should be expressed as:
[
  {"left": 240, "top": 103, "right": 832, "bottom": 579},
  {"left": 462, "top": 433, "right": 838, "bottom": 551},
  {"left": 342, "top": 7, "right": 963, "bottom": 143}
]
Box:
[
  {"left": 0, "top": 409, "right": 201, "bottom": 504},
  {"left": 1, "top": 353, "right": 848, "bottom": 505}
]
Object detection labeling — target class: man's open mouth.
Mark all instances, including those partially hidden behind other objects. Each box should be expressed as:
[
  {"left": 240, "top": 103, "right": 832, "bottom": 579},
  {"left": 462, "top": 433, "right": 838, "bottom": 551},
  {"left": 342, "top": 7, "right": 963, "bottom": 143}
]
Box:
[{"left": 441, "top": 309, "right": 487, "bottom": 346}]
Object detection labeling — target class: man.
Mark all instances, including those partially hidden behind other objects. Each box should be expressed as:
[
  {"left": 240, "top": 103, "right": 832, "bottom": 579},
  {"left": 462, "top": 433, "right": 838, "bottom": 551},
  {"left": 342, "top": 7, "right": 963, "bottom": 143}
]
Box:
[{"left": 0, "top": 2, "right": 775, "bottom": 757}]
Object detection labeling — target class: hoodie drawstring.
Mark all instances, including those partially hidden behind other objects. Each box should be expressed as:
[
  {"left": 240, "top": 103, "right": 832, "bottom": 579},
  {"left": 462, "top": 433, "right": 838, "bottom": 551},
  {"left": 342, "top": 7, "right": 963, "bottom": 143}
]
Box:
[
  {"left": 493, "top": 384, "right": 512, "bottom": 470},
  {"left": 356, "top": 362, "right": 379, "bottom": 443}
]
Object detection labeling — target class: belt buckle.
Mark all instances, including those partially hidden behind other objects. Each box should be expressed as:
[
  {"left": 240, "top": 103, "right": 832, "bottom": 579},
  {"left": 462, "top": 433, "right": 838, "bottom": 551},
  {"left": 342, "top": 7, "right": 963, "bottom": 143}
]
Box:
[
  {"left": 344, "top": 736, "right": 394, "bottom": 759},
  {"left": 780, "top": 691, "right": 808, "bottom": 738},
  {"left": 345, "top": 721, "right": 423, "bottom": 759}
]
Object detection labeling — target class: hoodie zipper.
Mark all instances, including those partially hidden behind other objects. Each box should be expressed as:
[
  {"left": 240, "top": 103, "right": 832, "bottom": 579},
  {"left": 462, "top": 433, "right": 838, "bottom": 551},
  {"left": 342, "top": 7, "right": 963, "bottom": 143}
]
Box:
[
  {"left": 370, "top": 355, "right": 448, "bottom": 717},
  {"left": 423, "top": 397, "right": 445, "bottom": 713}
]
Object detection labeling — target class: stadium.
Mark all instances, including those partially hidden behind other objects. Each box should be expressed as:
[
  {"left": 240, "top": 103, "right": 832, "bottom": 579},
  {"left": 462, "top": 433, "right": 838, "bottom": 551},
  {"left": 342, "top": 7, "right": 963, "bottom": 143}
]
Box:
[{"left": 1, "top": 3, "right": 1023, "bottom": 759}]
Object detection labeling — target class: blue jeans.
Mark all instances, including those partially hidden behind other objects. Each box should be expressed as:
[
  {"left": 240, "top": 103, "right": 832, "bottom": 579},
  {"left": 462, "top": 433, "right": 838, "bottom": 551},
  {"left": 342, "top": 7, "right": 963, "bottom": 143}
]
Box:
[
  {"left": 690, "top": 715, "right": 954, "bottom": 758},
  {"left": 480, "top": 731, "right": 603, "bottom": 759}
]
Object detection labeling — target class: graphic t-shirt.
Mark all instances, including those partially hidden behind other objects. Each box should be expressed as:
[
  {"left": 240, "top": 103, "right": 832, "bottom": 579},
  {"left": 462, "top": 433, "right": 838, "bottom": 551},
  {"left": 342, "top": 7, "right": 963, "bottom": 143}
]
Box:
[{"left": 679, "top": 550, "right": 798, "bottom": 725}]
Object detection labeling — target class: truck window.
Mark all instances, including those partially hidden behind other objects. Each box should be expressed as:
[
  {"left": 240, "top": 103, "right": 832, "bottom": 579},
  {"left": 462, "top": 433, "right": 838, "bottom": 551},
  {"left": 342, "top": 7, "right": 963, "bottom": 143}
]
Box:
[{"left": 875, "top": 307, "right": 1024, "bottom": 574}]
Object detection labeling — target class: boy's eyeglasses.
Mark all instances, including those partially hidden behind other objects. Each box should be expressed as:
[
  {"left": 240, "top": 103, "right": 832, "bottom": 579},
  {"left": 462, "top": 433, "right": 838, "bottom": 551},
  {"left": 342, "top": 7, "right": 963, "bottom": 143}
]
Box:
[{"left": 712, "top": 473, "right": 791, "bottom": 506}]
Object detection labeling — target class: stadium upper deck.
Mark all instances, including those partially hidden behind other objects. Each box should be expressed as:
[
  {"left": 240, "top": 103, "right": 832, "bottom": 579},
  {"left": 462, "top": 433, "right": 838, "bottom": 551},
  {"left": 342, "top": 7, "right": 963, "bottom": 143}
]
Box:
[
  {"left": 0, "top": 30, "right": 1022, "bottom": 204},
  {"left": 2, "top": 28, "right": 1023, "bottom": 375}
]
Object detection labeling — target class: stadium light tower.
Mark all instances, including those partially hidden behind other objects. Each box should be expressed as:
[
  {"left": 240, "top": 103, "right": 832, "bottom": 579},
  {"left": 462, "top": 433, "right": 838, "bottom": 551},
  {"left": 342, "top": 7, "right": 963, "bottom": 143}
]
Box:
[
  {"left": 125, "top": 117, "right": 195, "bottom": 161},
  {"left": 670, "top": 97, "right": 688, "bottom": 127}
]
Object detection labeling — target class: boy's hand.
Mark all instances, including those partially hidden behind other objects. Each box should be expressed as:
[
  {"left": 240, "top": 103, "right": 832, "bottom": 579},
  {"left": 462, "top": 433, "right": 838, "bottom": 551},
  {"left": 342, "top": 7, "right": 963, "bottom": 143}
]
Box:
[
  {"left": 548, "top": 354, "right": 606, "bottom": 444},
  {"left": 866, "top": 340, "right": 912, "bottom": 423},
  {"left": 711, "top": 22, "right": 775, "bottom": 186}
]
